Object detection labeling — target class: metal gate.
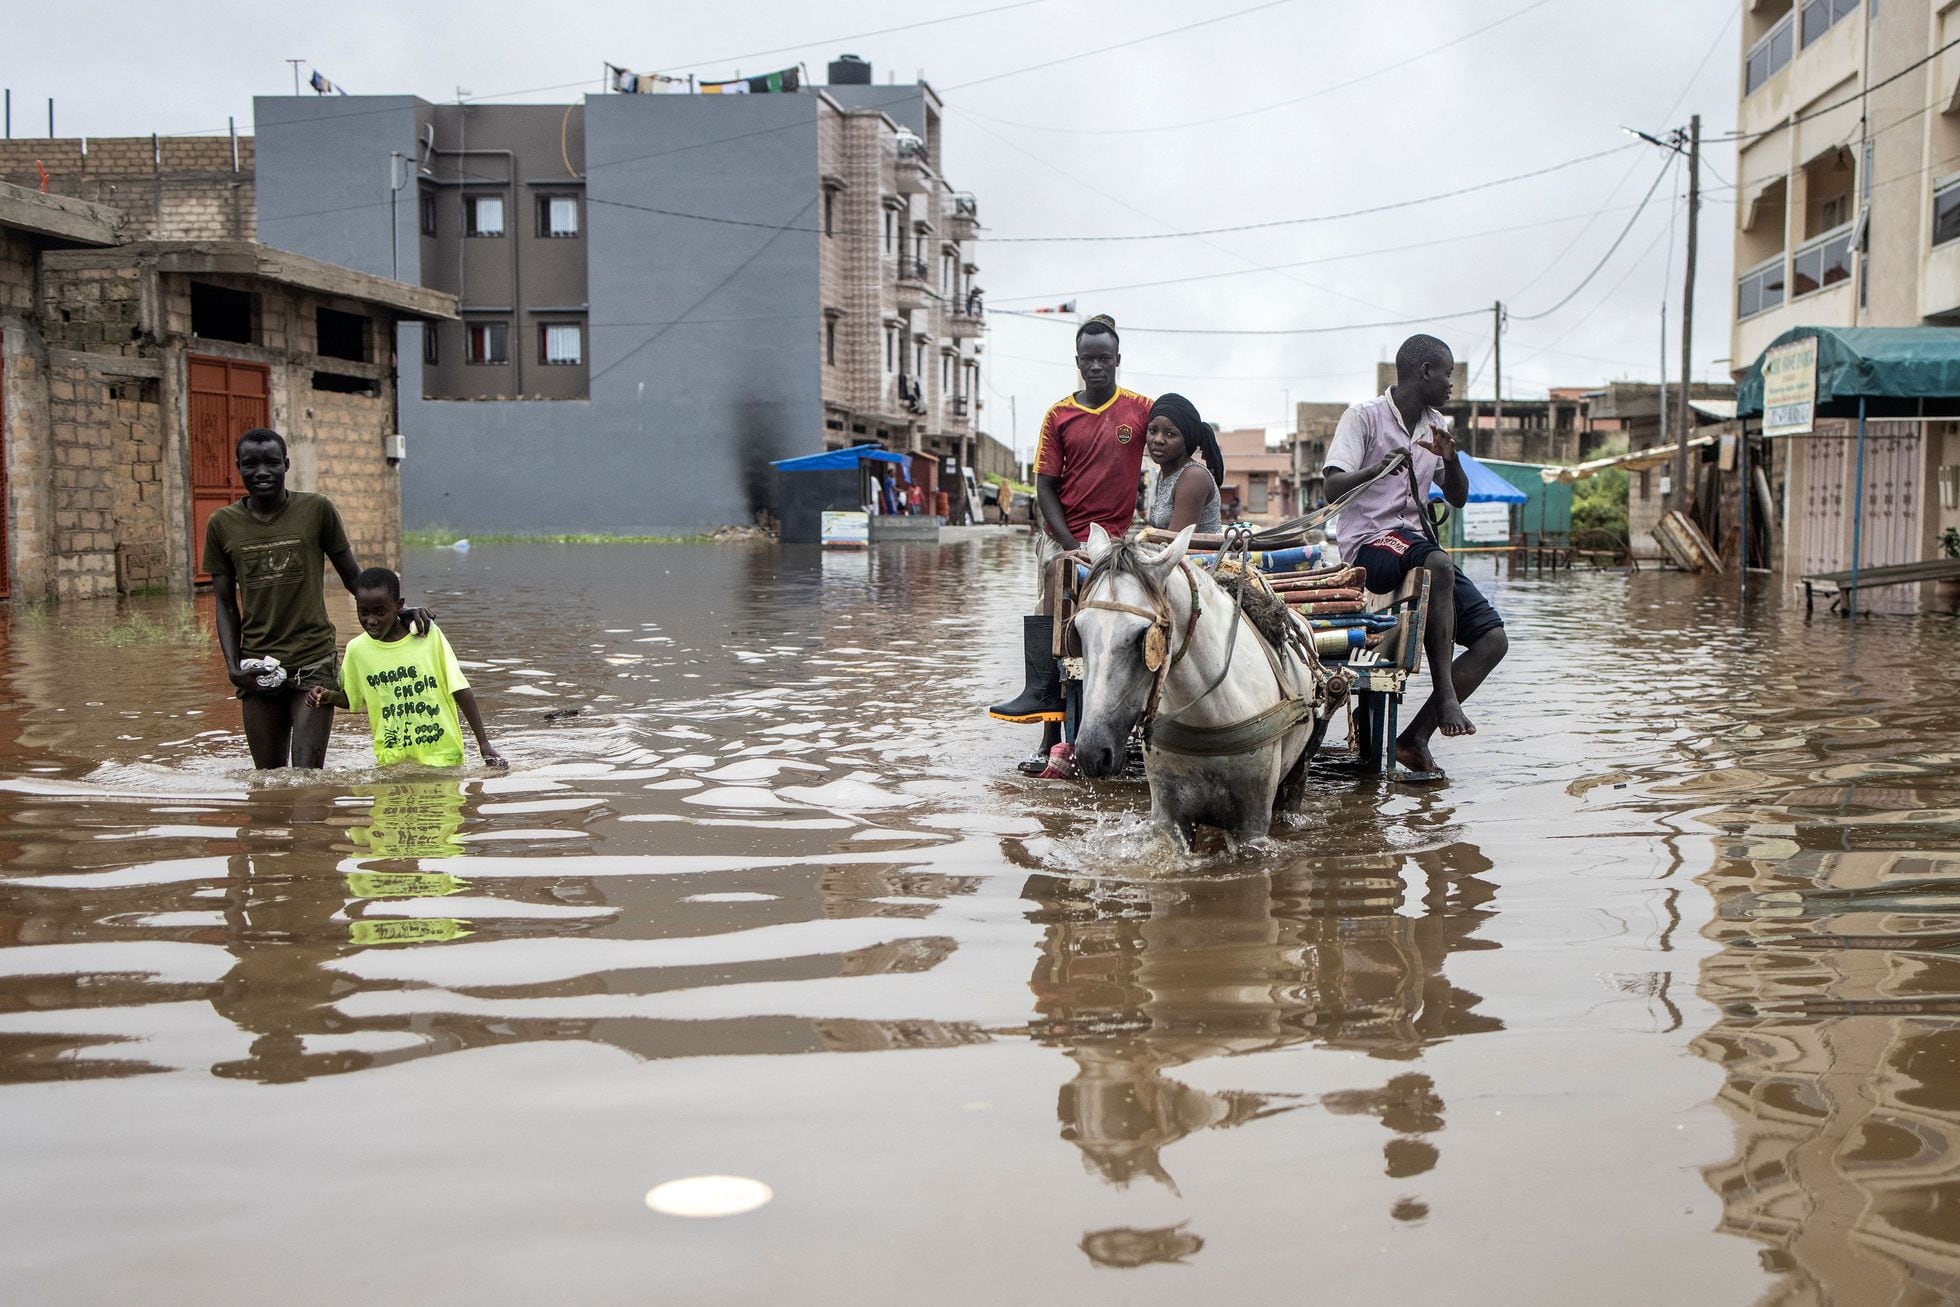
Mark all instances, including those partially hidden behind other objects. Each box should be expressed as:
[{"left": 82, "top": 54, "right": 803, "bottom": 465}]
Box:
[
  {"left": 187, "top": 355, "right": 269, "bottom": 580},
  {"left": 1797, "top": 424, "right": 1847, "bottom": 579},
  {"left": 1857, "top": 421, "right": 1921, "bottom": 615}
]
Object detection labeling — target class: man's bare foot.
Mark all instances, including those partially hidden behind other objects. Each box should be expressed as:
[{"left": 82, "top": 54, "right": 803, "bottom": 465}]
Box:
[
  {"left": 1396, "top": 738, "right": 1444, "bottom": 778},
  {"left": 1437, "top": 701, "right": 1476, "bottom": 737}
]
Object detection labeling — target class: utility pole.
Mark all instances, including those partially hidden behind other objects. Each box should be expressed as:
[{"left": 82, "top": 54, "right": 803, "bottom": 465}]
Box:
[
  {"left": 1491, "top": 300, "right": 1504, "bottom": 461},
  {"left": 1673, "top": 114, "right": 1700, "bottom": 521},
  {"left": 286, "top": 60, "right": 305, "bottom": 96}
]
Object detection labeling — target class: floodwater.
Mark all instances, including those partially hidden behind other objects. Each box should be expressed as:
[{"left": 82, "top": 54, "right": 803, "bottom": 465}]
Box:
[{"left": 1, "top": 538, "right": 1957, "bottom": 1305}]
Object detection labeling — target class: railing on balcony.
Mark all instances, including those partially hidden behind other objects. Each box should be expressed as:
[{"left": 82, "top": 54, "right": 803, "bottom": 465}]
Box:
[
  {"left": 1801, "top": 0, "right": 1858, "bottom": 49},
  {"left": 1745, "top": 11, "right": 1795, "bottom": 95},
  {"left": 899, "top": 258, "right": 929, "bottom": 283},
  {"left": 952, "top": 193, "right": 977, "bottom": 219},
  {"left": 1791, "top": 221, "right": 1854, "bottom": 299},
  {"left": 952, "top": 395, "right": 969, "bottom": 417},
  {"left": 1737, "top": 253, "right": 1787, "bottom": 320}
]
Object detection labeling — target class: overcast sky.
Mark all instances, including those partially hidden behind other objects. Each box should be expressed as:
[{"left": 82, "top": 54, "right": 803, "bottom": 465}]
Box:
[{"left": 15, "top": 0, "right": 1741, "bottom": 457}]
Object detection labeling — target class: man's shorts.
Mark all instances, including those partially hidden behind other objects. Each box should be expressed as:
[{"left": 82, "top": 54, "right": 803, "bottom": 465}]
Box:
[
  {"left": 1353, "top": 528, "right": 1504, "bottom": 648},
  {"left": 236, "top": 650, "right": 339, "bottom": 699}
]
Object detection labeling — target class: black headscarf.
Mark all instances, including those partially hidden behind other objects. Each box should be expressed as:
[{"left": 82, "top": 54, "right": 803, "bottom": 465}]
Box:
[{"left": 1148, "top": 393, "right": 1225, "bottom": 487}]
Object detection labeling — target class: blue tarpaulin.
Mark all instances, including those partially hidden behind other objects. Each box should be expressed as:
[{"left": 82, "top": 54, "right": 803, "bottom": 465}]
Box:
[
  {"left": 772, "top": 445, "right": 910, "bottom": 478},
  {"left": 1428, "top": 450, "right": 1527, "bottom": 504}
]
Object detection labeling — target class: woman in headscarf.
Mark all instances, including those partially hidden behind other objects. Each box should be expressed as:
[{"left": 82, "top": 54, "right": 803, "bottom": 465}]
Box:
[{"left": 1143, "top": 393, "right": 1224, "bottom": 533}]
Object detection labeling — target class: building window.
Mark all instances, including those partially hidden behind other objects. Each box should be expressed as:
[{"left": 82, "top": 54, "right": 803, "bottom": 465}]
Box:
[
  {"left": 316, "top": 306, "right": 370, "bottom": 362},
  {"left": 538, "top": 194, "right": 579, "bottom": 238},
  {"left": 1934, "top": 177, "right": 1960, "bottom": 248},
  {"left": 190, "top": 281, "right": 256, "bottom": 343},
  {"left": 941, "top": 252, "right": 954, "bottom": 295},
  {"left": 419, "top": 190, "right": 437, "bottom": 237},
  {"left": 1737, "top": 257, "right": 1786, "bottom": 319},
  {"left": 1792, "top": 225, "right": 1853, "bottom": 297},
  {"left": 1249, "top": 474, "right": 1268, "bottom": 514},
  {"left": 826, "top": 318, "right": 838, "bottom": 366},
  {"left": 885, "top": 326, "right": 896, "bottom": 373},
  {"left": 884, "top": 208, "right": 895, "bottom": 254},
  {"left": 467, "top": 194, "right": 506, "bottom": 237},
  {"left": 1745, "top": 12, "right": 1795, "bottom": 94},
  {"left": 824, "top": 190, "right": 836, "bottom": 238},
  {"left": 466, "top": 321, "right": 509, "bottom": 364},
  {"left": 1801, "top": 0, "right": 1859, "bottom": 49},
  {"left": 941, "top": 352, "right": 951, "bottom": 392},
  {"left": 539, "top": 323, "right": 582, "bottom": 365},
  {"left": 422, "top": 325, "right": 439, "bottom": 365}
]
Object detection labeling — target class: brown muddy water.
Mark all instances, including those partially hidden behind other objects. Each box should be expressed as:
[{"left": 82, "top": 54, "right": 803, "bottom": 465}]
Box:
[{"left": 2, "top": 537, "right": 1958, "bottom": 1305}]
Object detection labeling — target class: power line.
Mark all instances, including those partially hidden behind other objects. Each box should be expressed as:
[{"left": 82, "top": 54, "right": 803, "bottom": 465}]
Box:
[
  {"left": 944, "top": 0, "right": 1294, "bottom": 92},
  {"left": 997, "top": 307, "right": 1491, "bottom": 336},
  {"left": 984, "top": 142, "right": 1640, "bottom": 242},
  {"left": 1509, "top": 155, "right": 1675, "bottom": 321},
  {"left": 958, "top": 0, "right": 1561, "bottom": 136},
  {"left": 988, "top": 202, "right": 1653, "bottom": 304}
]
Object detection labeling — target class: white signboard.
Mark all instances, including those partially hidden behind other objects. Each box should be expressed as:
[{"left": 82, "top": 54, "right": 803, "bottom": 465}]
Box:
[
  {"left": 1762, "top": 337, "right": 1818, "bottom": 437},
  {"left": 1461, "top": 501, "right": 1511, "bottom": 544},
  {"left": 820, "top": 510, "right": 869, "bottom": 548}
]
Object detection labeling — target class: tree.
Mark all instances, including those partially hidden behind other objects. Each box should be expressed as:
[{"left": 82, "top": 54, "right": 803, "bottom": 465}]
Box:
[{"left": 1571, "top": 468, "right": 1628, "bottom": 541}]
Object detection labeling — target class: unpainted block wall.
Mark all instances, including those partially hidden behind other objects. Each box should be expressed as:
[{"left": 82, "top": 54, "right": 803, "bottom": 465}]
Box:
[
  {"left": 46, "top": 361, "right": 166, "bottom": 598},
  {"left": 0, "top": 138, "right": 253, "bottom": 241}
]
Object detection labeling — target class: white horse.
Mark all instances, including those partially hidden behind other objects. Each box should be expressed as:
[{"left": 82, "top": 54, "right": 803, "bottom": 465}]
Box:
[{"left": 1071, "top": 523, "right": 1334, "bottom": 848}]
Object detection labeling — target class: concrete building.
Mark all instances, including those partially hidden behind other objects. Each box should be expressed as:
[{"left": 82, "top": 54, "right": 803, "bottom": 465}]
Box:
[
  {"left": 0, "top": 181, "right": 453, "bottom": 599},
  {"left": 1734, "top": 0, "right": 1960, "bottom": 606},
  {"left": 251, "top": 56, "right": 988, "bottom": 535},
  {"left": 1213, "top": 426, "right": 1298, "bottom": 526}
]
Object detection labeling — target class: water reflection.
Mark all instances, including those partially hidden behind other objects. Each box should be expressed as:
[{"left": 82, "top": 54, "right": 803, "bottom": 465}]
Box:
[{"left": 1025, "top": 824, "right": 1501, "bottom": 1262}]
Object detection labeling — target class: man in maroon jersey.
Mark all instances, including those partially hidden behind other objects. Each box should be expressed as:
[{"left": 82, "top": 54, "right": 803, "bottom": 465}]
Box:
[{"left": 989, "top": 315, "right": 1152, "bottom": 776}]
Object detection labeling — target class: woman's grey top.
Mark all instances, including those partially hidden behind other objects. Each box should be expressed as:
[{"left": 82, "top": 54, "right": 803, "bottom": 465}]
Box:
[{"left": 1147, "top": 461, "right": 1221, "bottom": 533}]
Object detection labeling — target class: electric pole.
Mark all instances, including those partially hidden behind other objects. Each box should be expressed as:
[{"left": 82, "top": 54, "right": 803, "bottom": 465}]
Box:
[
  {"left": 286, "top": 60, "right": 304, "bottom": 96},
  {"left": 1673, "top": 114, "right": 1700, "bottom": 519},
  {"left": 1492, "top": 300, "right": 1504, "bottom": 461}
]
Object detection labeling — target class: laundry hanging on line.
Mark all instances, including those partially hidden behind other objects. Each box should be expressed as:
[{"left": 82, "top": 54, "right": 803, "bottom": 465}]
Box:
[
  {"left": 607, "top": 64, "right": 687, "bottom": 94},
  {"left": 699, "top": 67, "right": 801, "bottom": 95}
]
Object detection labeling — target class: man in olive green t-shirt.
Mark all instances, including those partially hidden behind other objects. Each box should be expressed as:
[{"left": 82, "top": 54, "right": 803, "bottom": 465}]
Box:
[{"left": 201, "top": 427, "right": 423, "bottom": 769}]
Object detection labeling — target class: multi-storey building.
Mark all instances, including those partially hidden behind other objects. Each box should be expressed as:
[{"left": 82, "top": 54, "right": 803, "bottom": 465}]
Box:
[
  {"left": 1733, "top": 0, "right": 1960, "bottom": 607},
  {"left": 253, "top": 55, "right": 987, "bottom": 535}
]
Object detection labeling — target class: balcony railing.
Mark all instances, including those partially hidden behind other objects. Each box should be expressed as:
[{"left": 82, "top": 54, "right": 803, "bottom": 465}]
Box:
[
  {"left": 952, "top": 396, "right": 969, "bottom": 417},
  {"left": 899, "top": 258, "right": 929, "bottom": 283},
  {"left": 1791, "top": 221, "right": 1854, "bottom": 299},
  {"left": 1737, "top": 253, "right": 1787, "bottom": 320},
  {"left": 1801, "top": 0, "right": 1858, "bottom": 49},
  {"left": 1745, "top": 11, "right": 1795, "bottom": 95}
]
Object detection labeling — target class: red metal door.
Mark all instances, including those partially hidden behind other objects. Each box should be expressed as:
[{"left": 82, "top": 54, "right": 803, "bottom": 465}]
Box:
[
  {"left": 0, "top": 329, "right": 9, "bottom": 598},
  {"left": 188, "top": 355, "right": 269, "bottom": 580}
]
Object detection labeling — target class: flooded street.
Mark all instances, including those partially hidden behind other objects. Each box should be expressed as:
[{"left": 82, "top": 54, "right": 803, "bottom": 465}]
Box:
[{"left": 4, "top": 536, "right": 1959, "bottom": 1304}]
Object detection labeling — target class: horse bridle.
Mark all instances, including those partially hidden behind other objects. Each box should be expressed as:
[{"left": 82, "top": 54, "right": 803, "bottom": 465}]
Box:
[{"left": 1071, "top": 560, "right": 1202, "bottom": 726}]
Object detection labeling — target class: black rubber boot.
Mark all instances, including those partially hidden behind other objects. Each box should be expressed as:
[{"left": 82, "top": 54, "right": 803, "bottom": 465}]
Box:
[{"left": 989, "top": 615, "right": 1064, "bottom": 723}]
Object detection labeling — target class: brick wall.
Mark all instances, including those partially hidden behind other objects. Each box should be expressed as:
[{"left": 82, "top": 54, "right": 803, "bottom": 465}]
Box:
[
  {"left": 41, "top": 260, "right": 147, "bottom": 356},
  {"left": 0, "top": 137, "right": 253, "bottom": 241},
  {"left": 44, "top": 360, "right": 165, "bottom": 598},
  {"left": 303, "top": 386, "right": 400, "bottom": 572},
  {"left": 0, "top": 229, "right": 36, "bottom": 315}
]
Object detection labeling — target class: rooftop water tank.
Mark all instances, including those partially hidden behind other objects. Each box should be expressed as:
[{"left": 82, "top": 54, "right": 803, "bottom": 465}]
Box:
[{"left": 829, "top": 54, "right": 872, "bottom": 85}]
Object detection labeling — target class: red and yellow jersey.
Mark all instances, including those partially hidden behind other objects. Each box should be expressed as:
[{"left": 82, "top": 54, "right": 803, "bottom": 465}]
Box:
[{"left": 1032, "top": 387, "right": 1152, "bottom": 543}]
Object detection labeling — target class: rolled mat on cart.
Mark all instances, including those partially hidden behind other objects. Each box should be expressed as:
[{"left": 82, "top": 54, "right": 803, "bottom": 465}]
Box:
[
  {"left": 1267, "top": 567, "right": 1363, "bottom": 592},
  {"left": 1302, "top": 613, "right": 1398, "bottom": 630},
  {"left": 1285, "top": 599, "right": 1364, "bottom": 616},
  {"left": 1282, "top": 589, "right": 1361, "bottom": 605}
]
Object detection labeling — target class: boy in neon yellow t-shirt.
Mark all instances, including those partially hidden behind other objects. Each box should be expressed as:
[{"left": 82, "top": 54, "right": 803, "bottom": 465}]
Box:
[{"left": 307, "top": 568, "right": 506, "bottom": 769}]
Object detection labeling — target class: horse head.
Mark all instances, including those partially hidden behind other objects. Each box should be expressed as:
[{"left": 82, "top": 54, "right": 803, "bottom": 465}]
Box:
[{"left": 1071, "top": 523, "right": 1194, "bottom": 779}]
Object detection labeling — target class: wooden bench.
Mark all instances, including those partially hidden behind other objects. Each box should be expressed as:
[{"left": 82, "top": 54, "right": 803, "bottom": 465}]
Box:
[{"left": 1800, "top": 558, "right": 1960, "bottom": 613}]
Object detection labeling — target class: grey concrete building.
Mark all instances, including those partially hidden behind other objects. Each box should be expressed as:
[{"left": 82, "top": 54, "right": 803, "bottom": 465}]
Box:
[{"left": 253, "top": 56, "right": 987, "bottom": 535}]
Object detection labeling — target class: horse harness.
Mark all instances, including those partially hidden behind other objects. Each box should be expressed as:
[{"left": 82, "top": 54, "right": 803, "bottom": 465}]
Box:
[{"left": 1072, "top": 549, "right": 1332, "bottom": 759}]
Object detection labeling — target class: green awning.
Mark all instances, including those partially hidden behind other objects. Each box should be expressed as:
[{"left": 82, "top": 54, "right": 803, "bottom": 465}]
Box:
[{"left": 1735, "top": 325, "right": 1960, "bottom": 418}]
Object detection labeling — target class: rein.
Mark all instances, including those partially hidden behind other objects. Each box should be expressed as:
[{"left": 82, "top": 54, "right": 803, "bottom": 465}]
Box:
[{"left": 1074, "top": 530, "right": 1326, "bottom": 758}]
